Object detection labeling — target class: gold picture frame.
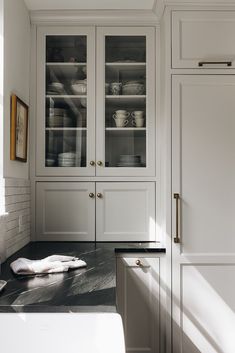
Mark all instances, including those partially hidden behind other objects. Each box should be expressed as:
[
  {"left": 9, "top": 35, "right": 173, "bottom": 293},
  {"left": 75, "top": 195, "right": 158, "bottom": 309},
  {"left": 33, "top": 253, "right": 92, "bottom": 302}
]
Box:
[{"left": 10, "top": 94, "right": 28, "bottom": 162}]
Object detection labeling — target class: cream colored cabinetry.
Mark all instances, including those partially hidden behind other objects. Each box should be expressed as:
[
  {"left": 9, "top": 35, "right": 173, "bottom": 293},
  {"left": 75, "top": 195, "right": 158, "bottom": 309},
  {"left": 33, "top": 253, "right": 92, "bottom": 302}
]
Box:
[
  {"left": 172, "top": 11, "right": 235, "bottom": 69},
  {"left": 171, "top": 10, "right": 235, "bottom": 352},
  {"left": 36, "top": 182, "right": 96, "bottom": 241},
  {"left": 96, "top": 182, "right": 155, "bottom": 241},
  {"left": 36, "top": 182, "right": 156, "bottom": 241},
  {"left": 116, "top": 255, "right": 160, "bottom": 353},
  {"left": 36, "top": 26, "right": 156, "bottom": 177}
]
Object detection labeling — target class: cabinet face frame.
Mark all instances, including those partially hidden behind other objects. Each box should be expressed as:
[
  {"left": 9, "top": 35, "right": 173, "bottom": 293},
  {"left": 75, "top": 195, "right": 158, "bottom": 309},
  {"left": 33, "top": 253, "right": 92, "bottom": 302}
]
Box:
[
  {"left": 96, "top": 27, "right": 156, "bottom": 177},
  {"left": 36, "top": 26, "right": 96, "bottom": 176}
]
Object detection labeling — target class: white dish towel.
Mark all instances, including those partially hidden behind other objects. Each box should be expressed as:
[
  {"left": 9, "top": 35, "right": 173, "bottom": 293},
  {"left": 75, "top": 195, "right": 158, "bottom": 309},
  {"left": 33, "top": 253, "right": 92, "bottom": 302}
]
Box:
[{"left": 10, "top": 255, "right": 87, "bottom": 275}]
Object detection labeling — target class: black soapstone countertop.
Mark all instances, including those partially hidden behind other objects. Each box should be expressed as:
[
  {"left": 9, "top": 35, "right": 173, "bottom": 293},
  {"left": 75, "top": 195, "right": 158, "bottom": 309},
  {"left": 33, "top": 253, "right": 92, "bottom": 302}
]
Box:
[{"left": 0, "top": 242, "right": 165, "bottom": 313}]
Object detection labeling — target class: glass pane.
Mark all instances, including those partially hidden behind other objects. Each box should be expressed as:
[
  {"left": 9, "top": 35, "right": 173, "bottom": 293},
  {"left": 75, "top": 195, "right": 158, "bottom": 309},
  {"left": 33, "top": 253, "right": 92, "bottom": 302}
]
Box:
[
  {"left": 45, "top": 35, "right": 87, "bottom": 168},
  {"left": 105, "top": 36, "right": 146, "bottom": 168}
]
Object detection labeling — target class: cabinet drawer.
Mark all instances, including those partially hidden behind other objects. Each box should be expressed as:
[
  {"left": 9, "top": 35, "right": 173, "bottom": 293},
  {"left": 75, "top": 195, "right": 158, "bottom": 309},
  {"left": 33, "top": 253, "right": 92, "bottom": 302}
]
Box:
[
  {"left": 36, "top": 182, "right": 95, "bottom": 241},
  {"left": 172, "top": 11, "right": 235, "bottom": 68},
  {"left": 96, "top": 182, "right": 156, "bottom": 241}
]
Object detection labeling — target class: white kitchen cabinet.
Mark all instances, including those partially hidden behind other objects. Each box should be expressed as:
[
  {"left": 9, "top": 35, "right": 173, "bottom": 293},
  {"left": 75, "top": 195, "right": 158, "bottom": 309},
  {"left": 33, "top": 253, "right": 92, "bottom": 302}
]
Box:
[
  {"left": 172, "top": 11, "right": 235, "bottom": 69},
  {"left": 36, "top": 27, "right": 96, "bottom": 176},
  {"left": 96, "top": 27, "right": 155, "bottom": 176},
  {"left": 116, "top": 255, "right": 160, "bottom": 353},
  {"left": 96, "top": 182, "right": 155, "bottom": 241},
  {"left": 36, "top": 182, "right": 95, "bottom": 241},
  {"left": 172, "top": 75, "right": 235, "bottom": 353},
  {"left": 36, "top": 182, "right": 156, "bottom": 241},
  {"left": 35, "top": 26, "right": 156, "bottom": 177}
]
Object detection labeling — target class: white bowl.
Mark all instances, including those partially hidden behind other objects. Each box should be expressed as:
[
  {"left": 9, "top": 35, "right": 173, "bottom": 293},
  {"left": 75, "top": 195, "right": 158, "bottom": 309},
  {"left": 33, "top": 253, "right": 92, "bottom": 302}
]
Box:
[
  {"left": 71, "top": 83, "right": 87, "bottom": 95},
  {"left": 122, "top": 83, "right": 144, "bottom": 95}
]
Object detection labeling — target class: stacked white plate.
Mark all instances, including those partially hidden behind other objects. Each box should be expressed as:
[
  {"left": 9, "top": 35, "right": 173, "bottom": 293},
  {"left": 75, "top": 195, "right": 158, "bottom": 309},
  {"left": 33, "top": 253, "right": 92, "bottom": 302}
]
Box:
[
  {"left": 58, "top": 152, "right": 81, "bottom": 167},
  {"left": 47, "top": 82, "right": 65, "bottom": 95},
  {"left": 117, "top": 154, "right": 142, "bottom": 167}
]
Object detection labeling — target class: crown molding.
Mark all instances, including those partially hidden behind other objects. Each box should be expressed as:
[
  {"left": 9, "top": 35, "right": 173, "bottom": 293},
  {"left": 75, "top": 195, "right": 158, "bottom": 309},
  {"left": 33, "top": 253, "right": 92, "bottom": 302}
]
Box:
[{"left": 30, "top": 9, "right": 160, "bottom": 26}]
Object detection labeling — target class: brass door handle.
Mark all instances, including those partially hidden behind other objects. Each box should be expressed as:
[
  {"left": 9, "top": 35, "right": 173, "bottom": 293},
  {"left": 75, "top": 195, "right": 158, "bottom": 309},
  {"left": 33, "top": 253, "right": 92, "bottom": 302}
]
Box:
[
  {"left": 90, "top": 161, "right": 95, "bottom": 166},
  {"left": 136, "top": 259, "right": 142, "bottom": 266},
  {"left": 97, "top": 161, "right": 103, "bottom": 166},
  {"left": 97, "top": 193, "right": 103, "bottom": 199},
  {"left": 89, "top": 192, "right": 95, "bottom": 198},
  {"left": 198, "top": 61, "right": 232, "bottom": 67},
  {"left": 174, "top": 193, "right": 180, "bottom": 243}
]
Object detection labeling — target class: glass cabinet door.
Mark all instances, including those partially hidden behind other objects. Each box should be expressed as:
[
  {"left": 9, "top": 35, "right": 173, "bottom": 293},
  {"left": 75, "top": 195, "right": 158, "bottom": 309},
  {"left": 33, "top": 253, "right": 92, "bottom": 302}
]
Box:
[
  {"left": 96, "top": 27, "right": 155, "bottom": 177},
  {"left": 37, "top": 27, "right": 95, "bottom": 176}
]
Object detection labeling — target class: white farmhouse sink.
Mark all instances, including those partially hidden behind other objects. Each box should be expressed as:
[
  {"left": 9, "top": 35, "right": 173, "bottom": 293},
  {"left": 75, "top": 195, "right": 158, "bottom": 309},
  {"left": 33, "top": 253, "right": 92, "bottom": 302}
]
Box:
[{"left": 0, "top": 312, "right": 125, "bottom": 353}]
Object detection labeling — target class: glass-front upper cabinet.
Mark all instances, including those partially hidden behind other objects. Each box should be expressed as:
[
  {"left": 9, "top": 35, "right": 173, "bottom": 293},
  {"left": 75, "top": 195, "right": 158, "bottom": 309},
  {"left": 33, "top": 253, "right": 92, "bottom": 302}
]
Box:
[
  {"left": 36, "top": 27, "right": 95, "bottom": 176},
  {"left": 96, "top": 27, "right": 155, "bottom": 176}
]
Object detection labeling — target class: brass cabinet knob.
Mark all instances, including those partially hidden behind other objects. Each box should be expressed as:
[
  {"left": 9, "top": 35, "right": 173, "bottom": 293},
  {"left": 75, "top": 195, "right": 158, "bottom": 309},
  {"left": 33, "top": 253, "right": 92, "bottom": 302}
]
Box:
[
  {"left": 135, "top": 259, "right": 142, "bottom": 266},
  {"left": 90, "top": 161, "right": 95, "bottom": 166},
  {"left": 97, "top": 193, "right": 103, "bottom": 199},
  {"left": 97, "top": 161, "right": 103, "bottom": 166},
  {"left": 89, "top": 192, "right": 95, "bottom": 198}
]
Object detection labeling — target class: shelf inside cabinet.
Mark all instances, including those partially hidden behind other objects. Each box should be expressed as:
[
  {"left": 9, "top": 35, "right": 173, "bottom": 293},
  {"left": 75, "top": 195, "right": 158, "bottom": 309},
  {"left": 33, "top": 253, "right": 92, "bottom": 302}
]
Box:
[
  {"left": 46, "top": 62, "right": 86, "bottom": 66},
  {"left": 105, "top": 128, "right": 146, "bottom": 138},
  {"left": 105, "top": 127, "right": 146, "bottom": 131},
  {"left": 46, "top": 128, "right": 87, "bottom": 131},
  {"left": 106, "top": 95, "right": 146, "bottom": 98},
  {"left": 46, "top": 95, "right": 87, "bottom": 98}
]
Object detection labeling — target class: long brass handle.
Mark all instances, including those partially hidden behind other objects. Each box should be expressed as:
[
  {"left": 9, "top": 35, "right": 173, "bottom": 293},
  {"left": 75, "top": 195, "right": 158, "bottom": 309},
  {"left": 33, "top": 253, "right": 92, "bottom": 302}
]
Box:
[
  {"left": 174, "top": 193, "right": 180, "bottom": 243},
  {"left": 198, "top": 61, "right": 232, "bottom": 67}
]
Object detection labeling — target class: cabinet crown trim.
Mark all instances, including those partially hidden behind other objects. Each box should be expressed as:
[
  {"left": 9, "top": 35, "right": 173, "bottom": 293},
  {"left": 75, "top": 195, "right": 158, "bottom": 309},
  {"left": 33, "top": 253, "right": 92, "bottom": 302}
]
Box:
[{"left": 30, "top": 9, "right": 160, "bottom": 26}]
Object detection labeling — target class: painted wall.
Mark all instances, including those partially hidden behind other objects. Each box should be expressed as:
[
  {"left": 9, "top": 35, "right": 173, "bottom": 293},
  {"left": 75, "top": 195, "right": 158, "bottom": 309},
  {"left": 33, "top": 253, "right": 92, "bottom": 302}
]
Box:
[
  {"left": 3, "top": 0, "right": 30, "bottom": 179},
  {"left": 0, "top": 0, "right": 31, "bottom": 263}
]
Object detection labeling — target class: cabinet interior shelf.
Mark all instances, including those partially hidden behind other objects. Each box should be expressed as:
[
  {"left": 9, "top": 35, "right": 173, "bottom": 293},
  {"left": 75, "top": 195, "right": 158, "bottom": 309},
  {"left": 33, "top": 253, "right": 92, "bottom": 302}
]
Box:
[
  {"left": 105, "top": 127, "right": 146, "bottom": 131},
  {"left": 106, "top": 95, "right": 146, "bottom": 99},
  {"left": 46, "top": 95, "right": 87, "bottom": 98},
  {"left": 46, "top": 127, "right": 87, "bottom": 131},
  {"left": 46, "top": 62, "right": 86, "bottom": 66}
]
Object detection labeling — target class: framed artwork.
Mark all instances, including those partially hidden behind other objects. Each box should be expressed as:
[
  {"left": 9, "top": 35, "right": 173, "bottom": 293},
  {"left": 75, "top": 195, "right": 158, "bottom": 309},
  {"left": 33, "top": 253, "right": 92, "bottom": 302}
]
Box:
[{"left": 10, "top": 94, "right": 29, "bottom": 162}]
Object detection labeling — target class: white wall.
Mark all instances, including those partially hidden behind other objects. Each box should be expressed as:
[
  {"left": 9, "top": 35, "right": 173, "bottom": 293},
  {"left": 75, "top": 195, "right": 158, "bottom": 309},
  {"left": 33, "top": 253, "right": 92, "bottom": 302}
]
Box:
[
  {"left": 0, "top": 0, "right": 31, "bottom": 263},
  {"left": 3, "top": 0, "right": 30, "bottom": 179}
]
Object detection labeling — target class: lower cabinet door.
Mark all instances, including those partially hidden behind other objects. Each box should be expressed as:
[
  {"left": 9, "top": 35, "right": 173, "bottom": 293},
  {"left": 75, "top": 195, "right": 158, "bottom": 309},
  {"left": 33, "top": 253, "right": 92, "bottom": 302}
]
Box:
[
  {"left": 36, "top": 182, "right": 95, "bottom": 241},
  {"left": 96, "top": 182, "right": 156, "bottom": 241},
  {"left": 116, "top": 256, "right": 160, "bottom": 353}
]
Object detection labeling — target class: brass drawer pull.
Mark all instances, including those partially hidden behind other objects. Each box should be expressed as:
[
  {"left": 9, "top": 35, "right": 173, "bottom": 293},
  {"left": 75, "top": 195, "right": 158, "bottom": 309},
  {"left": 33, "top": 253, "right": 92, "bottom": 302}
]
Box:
[
  {"left": 135, "top": 259, "right": 142, "bottom": 266},
  {"left": 174, "top": 193, "right": 180, "bottom": 243},
  {"left": 198, "top": 61, "right": 232, "bottom": 67}
]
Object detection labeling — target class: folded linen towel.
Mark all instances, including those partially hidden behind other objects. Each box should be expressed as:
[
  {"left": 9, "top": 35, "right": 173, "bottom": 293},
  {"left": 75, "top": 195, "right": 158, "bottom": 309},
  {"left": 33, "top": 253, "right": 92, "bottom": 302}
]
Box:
[{"left": 10, "top": 255, "right": 87, "bottom": 275}]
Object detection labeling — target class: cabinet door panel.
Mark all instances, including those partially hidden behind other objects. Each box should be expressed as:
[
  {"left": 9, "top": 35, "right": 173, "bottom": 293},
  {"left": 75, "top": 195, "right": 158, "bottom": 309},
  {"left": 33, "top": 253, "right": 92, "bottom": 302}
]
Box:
[
  {"left": 172, "top": 75, "right": 235, "bottom": 254},
  {"left": 172, "top": 12, "right": 235, "bottom": 68},
  {"left": 96, "top": 27, "right": 155, "bottom": 177},
  {"left": 96, "top": 182, "right": 155, "bottom": 241},
  {"left": 36, "top": 182, "right": 95, "bottom": 241},
  {"left": 172, "top": 75, "right": 235, "bottom": 353},
  {"left": 36, "top": 27, "right": 96, "bottom": 176},
  {"left": 117, "top": 257, "right": 160, "bottom": 353}
]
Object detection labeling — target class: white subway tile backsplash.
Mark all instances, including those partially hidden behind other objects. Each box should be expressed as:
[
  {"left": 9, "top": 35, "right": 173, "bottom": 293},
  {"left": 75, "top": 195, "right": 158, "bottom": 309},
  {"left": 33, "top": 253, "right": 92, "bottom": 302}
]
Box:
[{"left": 0, "top": 178, "right": 31, "bottom": 261}]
